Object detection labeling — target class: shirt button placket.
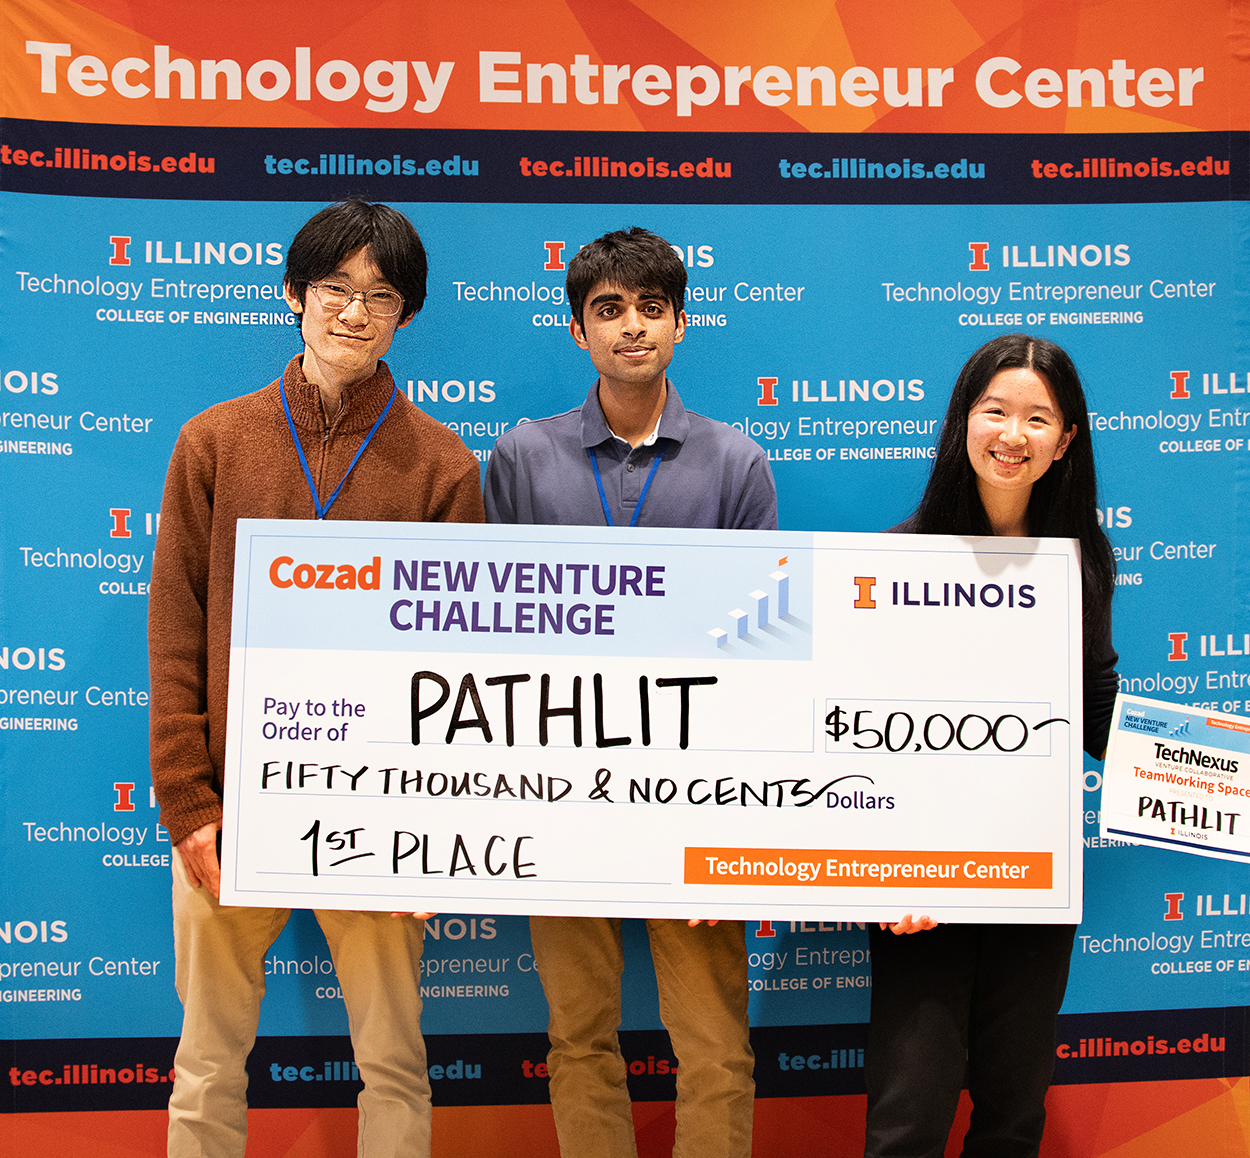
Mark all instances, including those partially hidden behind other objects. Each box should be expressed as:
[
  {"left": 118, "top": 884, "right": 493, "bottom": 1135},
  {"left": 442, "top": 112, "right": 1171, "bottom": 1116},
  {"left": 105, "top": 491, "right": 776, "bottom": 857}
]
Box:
[{"left": 623, "top": 451, "right": 643, "bottom": 507}]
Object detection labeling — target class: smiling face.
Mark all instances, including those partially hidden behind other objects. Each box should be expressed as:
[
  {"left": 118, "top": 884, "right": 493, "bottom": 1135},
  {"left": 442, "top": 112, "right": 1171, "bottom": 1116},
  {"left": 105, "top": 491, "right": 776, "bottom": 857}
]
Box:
[
  {"left": 965, "top": 366, "right": 1077, "bottom": 509},
  {"left": 570, "top": 281, "right": 685, "bottom": 396},
  {"left": 284, "top": 245, "right": 409, "bottom": 394}
]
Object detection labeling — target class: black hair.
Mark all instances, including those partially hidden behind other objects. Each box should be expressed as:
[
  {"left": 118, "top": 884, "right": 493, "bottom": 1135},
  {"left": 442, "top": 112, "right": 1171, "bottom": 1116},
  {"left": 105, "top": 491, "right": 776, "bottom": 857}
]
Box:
[
  {"left": 911, "top": 333, "right": 1115, "bottom": 645},
  {"left": 284, "top": 200, "right": 427, "bottom": 323},
  {"left": 566, "top": 227, "right": 687, "bottom": 329}
]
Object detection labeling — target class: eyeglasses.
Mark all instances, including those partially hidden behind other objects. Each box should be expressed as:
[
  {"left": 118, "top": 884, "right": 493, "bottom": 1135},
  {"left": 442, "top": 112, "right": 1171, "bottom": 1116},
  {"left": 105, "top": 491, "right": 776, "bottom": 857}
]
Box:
[{"left": 308, "top": 281, "right": 404, "bottom": 317}]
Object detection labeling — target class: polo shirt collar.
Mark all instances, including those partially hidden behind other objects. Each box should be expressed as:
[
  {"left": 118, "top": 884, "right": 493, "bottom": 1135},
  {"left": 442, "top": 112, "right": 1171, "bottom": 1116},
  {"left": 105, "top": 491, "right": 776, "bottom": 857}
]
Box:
[{"left": 579, "top": 380, "right": 691, "bottom": 449}]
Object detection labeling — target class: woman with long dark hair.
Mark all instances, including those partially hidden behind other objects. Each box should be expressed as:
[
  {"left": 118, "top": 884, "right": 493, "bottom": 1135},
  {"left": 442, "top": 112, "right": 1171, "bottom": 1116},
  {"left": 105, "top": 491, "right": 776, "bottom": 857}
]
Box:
[{"left": 864, "top": 334, "right": 1118, "bottom": 1158}]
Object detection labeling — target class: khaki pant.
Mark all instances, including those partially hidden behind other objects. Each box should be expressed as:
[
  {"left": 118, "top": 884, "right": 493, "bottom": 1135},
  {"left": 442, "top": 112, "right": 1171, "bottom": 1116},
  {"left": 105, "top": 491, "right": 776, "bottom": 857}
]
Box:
[
  {"left": 530, "top": 916, "right": 754, "bottom": 1158},
  {"left": 168, "top": 852, "right": 430, "bottom": 1157}
]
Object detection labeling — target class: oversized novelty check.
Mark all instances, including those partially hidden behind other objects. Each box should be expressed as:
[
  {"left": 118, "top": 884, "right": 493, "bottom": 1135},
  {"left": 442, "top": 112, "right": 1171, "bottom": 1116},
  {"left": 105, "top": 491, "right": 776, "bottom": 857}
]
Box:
[
  {"left": 220, "top": 521, "right": 1083, "bottom": 922},
  {"left": 1101, "top": 694, "right": 1250, "bottom": 862}
]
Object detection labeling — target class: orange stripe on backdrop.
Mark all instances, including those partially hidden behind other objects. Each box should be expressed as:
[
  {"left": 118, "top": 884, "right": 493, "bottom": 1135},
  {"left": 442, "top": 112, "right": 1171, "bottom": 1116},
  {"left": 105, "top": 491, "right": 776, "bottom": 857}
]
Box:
[
  {"left": 855, "top": 0, "right": 1235, "bottom": 133},
  {"left": 1, "top": 1106, "right": 562, "bottom": 1158},
  {"left": 1, "top": 0, "right": 1243, "bottom": 130},
  {"left": 563, "top": 0, "right": 805, "bottom": 133},
  {"left": 1038, "top": 1077, "right": 1250, "bottom": 1157},
  {"left": 6, "top": 1082, "right": 1248, "bottom": 1156}
]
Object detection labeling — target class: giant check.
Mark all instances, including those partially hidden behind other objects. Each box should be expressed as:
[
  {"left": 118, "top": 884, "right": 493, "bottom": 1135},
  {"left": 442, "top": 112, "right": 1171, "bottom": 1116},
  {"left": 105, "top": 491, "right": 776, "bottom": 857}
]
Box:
[{"left": 220, "top": 521, "right": 1084, "bottom": 922}]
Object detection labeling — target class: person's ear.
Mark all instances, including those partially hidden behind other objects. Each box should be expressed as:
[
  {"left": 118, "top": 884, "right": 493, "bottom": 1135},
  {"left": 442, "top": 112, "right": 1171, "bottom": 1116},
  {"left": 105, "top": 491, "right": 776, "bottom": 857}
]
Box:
[
  {"left": 672, "top": 308, "right": 686, "bottom": 345},
  {"left": 1053, "top": 424, "right": 1078, "bottom": 460}
]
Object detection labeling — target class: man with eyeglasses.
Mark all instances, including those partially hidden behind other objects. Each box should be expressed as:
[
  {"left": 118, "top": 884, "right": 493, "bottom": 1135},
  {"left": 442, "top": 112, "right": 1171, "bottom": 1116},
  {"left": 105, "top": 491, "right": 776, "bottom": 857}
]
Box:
[{"left": 149, "top": 200, "right": 483, "bottom": 1158}]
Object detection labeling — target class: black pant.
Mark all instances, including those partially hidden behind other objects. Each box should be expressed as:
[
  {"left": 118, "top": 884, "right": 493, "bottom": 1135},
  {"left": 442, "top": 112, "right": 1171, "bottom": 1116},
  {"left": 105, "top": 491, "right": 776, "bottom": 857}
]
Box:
[{"left": 864, "top": 923, "right": 1076, "bottom": 1158}]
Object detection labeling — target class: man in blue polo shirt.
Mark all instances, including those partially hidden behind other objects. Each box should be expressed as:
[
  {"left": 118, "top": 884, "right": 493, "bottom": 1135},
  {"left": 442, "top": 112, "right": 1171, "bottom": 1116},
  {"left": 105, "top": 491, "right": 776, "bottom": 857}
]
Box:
[{"left": 484, "top": 227, "right": 776, "bottom": 1158}]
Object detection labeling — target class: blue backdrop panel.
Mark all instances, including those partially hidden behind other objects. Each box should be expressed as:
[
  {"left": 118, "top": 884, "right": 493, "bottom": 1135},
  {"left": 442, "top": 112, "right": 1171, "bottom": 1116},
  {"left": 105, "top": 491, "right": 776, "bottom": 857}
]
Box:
[{"left": 3, "top": 147, "right": 1248, "bottom": 1110}]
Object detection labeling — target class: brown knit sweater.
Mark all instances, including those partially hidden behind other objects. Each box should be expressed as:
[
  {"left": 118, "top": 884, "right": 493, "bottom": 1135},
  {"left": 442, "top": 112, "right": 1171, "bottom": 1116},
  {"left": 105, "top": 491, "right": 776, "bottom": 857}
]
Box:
[{"left": 148, "top": 355, "right": 485, "bottom": 846}]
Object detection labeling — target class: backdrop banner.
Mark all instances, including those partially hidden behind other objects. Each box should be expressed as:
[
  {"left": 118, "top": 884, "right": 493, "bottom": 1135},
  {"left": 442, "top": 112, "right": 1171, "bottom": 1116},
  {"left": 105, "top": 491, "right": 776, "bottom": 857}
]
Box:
[{"left": 3, "top": 1, "right": 1249, "bottom": 1154}]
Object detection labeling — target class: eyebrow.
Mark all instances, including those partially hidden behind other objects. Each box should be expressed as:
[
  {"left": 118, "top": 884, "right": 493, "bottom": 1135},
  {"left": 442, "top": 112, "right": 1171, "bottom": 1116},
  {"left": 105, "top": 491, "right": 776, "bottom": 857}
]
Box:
[
  {"left": 326, "top": 270, "right": 397, "bottom": 290},
  {"left": 588, "top": 289, "right": 668, "bottom": 309},
  {"left": 978, "top": 394, "right": 1059, "bottom": 419}
]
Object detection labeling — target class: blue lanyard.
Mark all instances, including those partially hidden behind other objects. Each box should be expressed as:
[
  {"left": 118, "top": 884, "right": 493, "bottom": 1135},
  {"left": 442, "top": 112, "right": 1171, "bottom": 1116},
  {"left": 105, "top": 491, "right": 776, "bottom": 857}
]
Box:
[
  {"left": 280, "top": 379, "right": 397, "bottom": 519},
  {"left": 588, "top": 446, "right": 663, "bottom": 528}
]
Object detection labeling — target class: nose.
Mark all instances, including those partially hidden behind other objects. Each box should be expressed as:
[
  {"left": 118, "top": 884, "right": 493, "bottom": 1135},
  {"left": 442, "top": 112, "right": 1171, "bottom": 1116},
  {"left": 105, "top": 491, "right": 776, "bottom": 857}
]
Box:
[
  {"left": 336, "top": 294, "right": 370, "bottom": 324},
  {"left": 620, "top": 306, "right": 647, "bottom": 334},
  {"left": 1000, "top": 417, "right": 1027, "bottom": 445}
]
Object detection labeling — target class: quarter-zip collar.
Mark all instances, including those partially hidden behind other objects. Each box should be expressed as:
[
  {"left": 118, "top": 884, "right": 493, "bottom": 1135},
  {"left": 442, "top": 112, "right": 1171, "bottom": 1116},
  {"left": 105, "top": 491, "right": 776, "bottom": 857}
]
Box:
[{"left": 278, "top": 354, "right": 398, "bottom": 436}]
